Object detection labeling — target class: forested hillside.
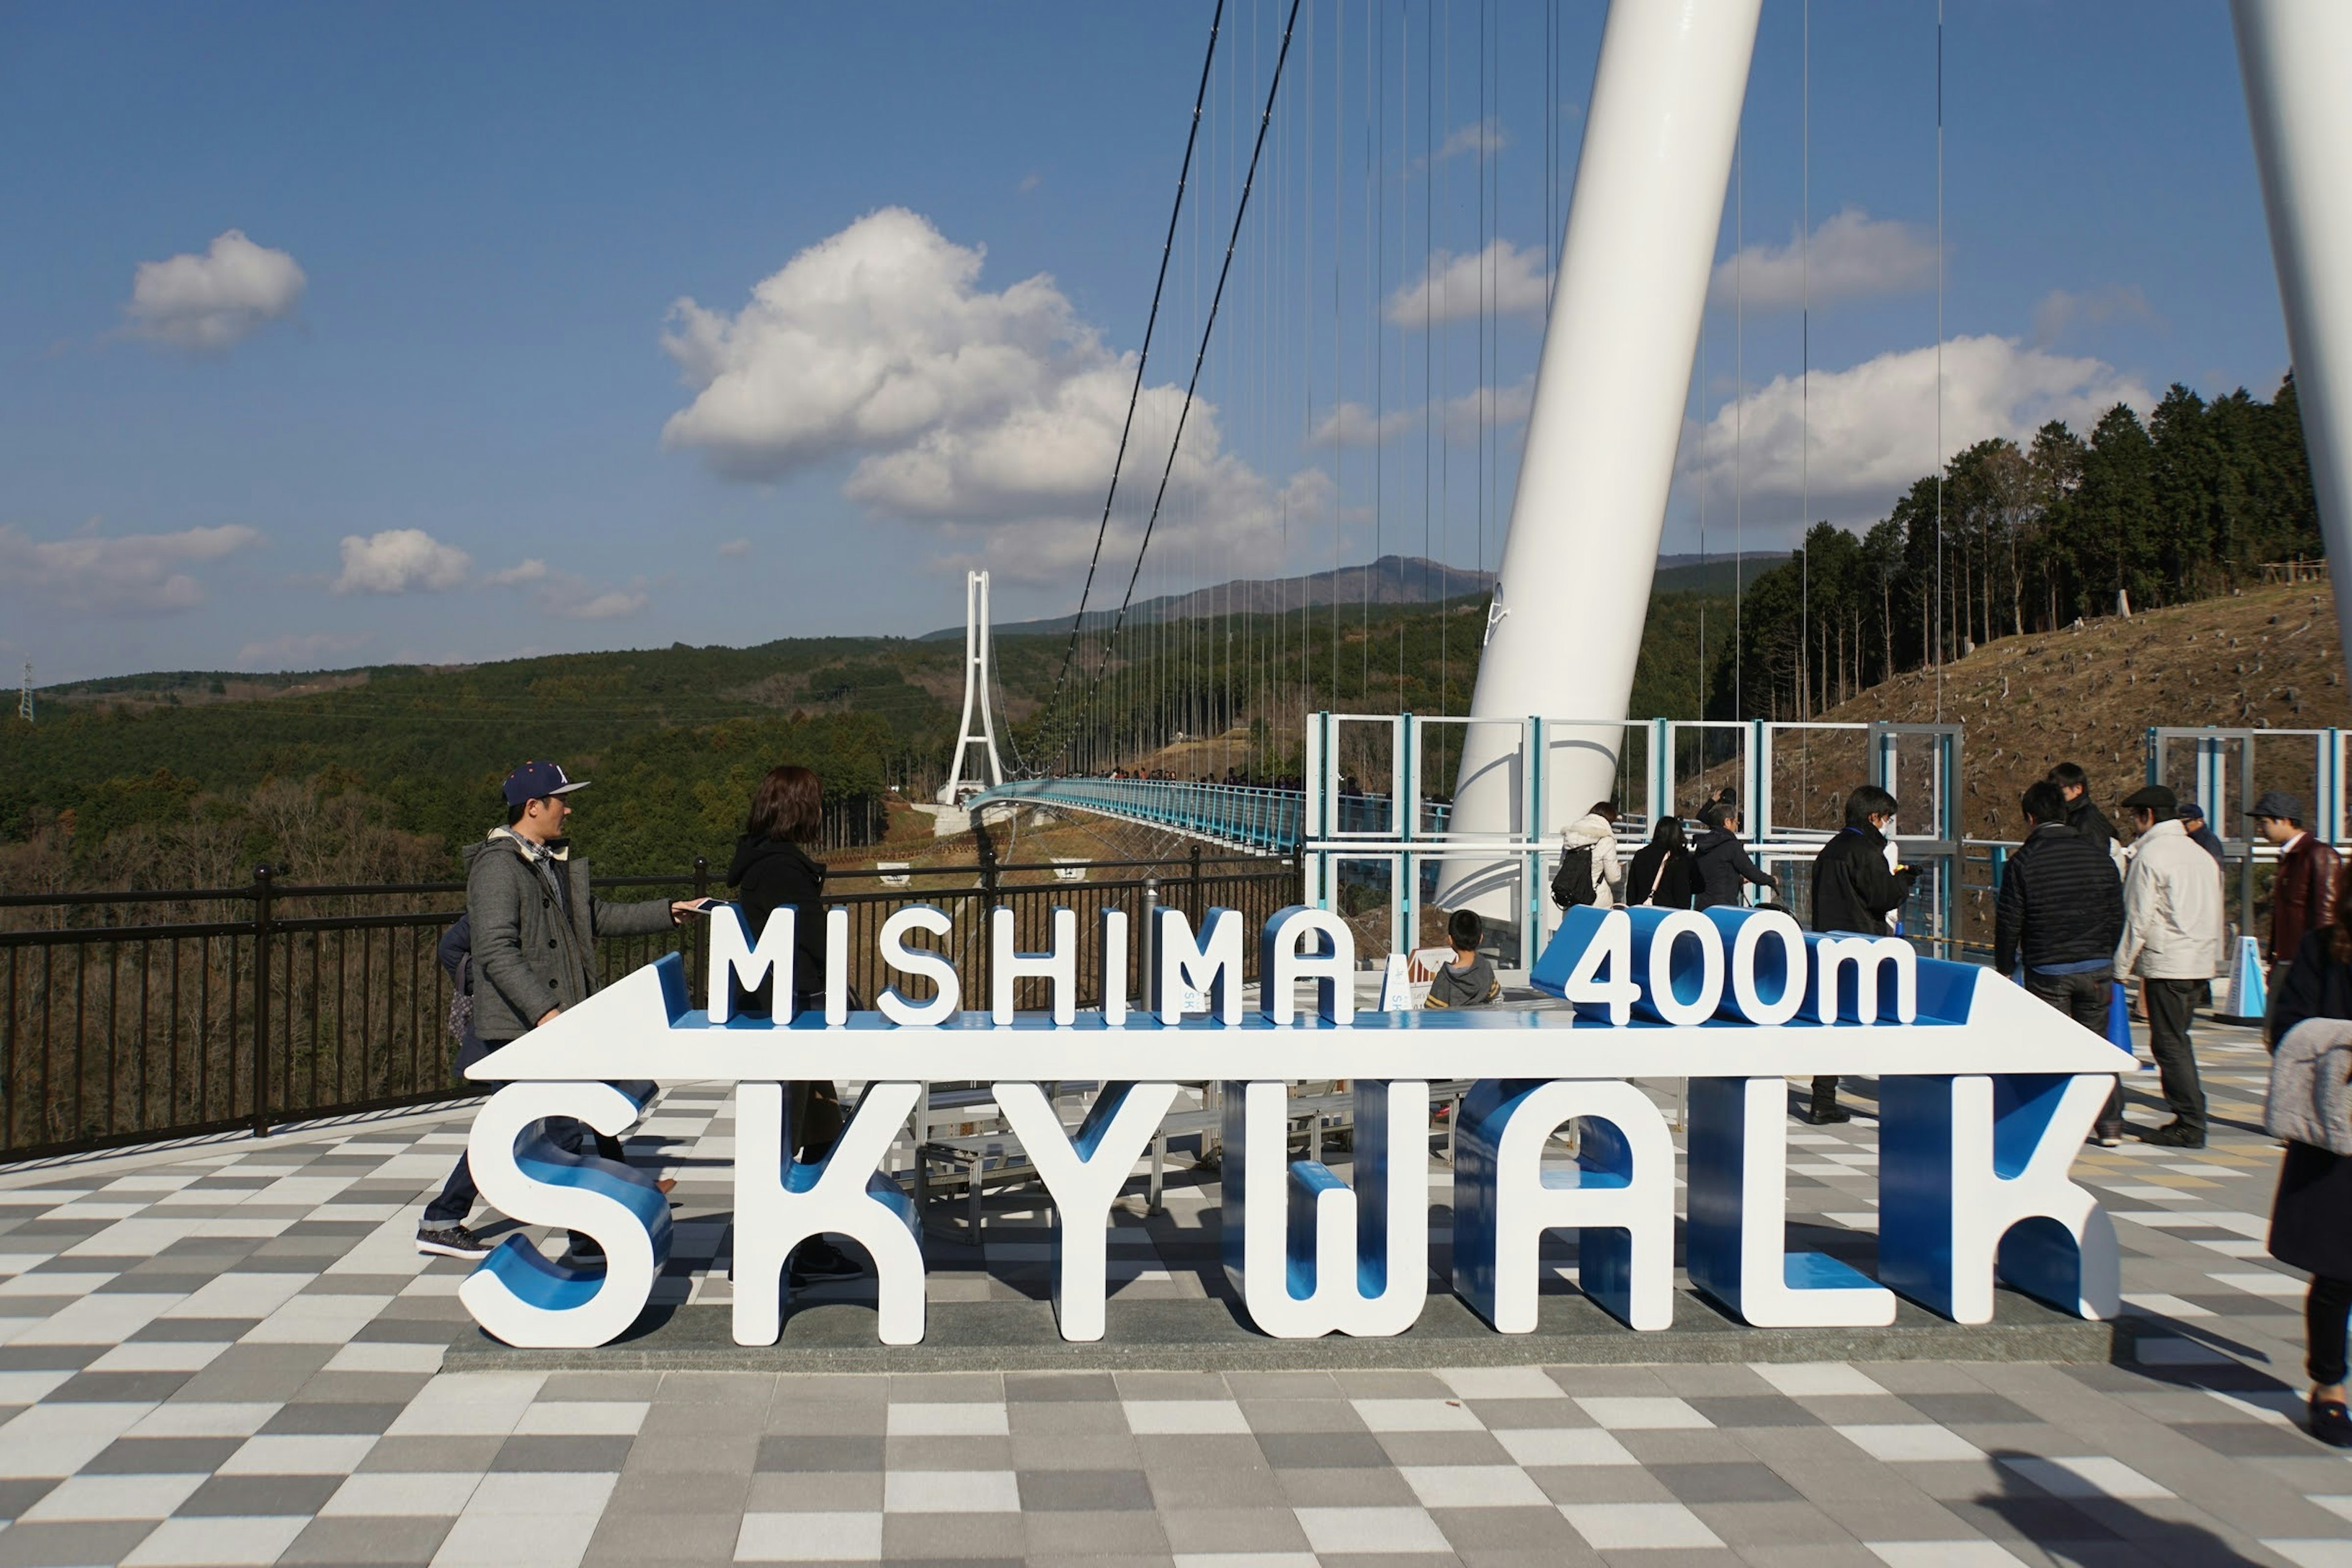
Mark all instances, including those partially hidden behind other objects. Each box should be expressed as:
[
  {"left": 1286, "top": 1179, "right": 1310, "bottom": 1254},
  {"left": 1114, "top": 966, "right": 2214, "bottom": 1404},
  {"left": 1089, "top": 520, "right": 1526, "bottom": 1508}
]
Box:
[{"left": 1721, "top": 376, "right": 2317, "bottom": 720}]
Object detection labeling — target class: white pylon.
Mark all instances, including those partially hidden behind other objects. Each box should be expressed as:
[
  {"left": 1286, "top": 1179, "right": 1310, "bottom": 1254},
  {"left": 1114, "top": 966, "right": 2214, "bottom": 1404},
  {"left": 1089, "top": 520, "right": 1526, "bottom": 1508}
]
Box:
[
  {"left": 15, "top": 662, "right": 29, "bottom": 724},
  {"left": 941, "top": 570, "right": 1005, "bottom": 804},
  {"left": 2234, "top": 0, "right": 2352, "bottom": 690},
  {"left": 1435, "top": 0, "right": 1763, "bottom": 919}
]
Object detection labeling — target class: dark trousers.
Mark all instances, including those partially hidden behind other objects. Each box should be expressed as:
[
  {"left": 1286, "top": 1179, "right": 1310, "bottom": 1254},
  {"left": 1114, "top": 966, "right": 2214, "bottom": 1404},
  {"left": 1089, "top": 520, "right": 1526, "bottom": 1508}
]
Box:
[
  {"left": 2143, "top": 977, "right": 2207, "bottom": 1136},
  {"left": 2311, "top": 1274, "right": 2352, "bottom": 1387},
  {"left": 423, "top": 1039, "right": 626, "bottom": 1227},
  {"left": 2025, "top": 968, "right": 2121, "bottom": 1135}
]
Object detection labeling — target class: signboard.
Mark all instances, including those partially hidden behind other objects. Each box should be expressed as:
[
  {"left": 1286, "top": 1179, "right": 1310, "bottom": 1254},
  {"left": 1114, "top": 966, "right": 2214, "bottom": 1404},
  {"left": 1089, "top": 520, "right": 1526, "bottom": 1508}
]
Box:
[{"left": 458, "top": 903, "right": 2130, "bottom": 1349}]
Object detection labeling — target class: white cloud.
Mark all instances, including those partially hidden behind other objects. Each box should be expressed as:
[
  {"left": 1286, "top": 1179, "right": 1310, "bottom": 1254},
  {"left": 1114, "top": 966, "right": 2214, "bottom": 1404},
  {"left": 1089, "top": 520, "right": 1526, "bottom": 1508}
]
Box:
[
  {"left": 1679, "top": 334, "right": 2154, "bottom": 530},
  {"left": 1311, "top": 378, "right": 1536, "bottom": 448},
  {"left": 0, "top": 522, "right": 260, "bottom": 612},
  {"left": 1708, "top": 208, "right": 1938, "bottom": 314},
  {"left": 660, "top": 206, "right": 1309, "bottom": 584},
  {"left": 716, "top": 538, "right": 752, "bottom": 557},
  {"left": 236, "top": 630, "right": 371, "bottom": 670},
  {"left": 530, "top": 571, "right": 647, "bottom": 620},
  {"left": 124, "top": 230, "right": 306, "bottom": 352},
  {"left": 483, "top": 557, "right": 548, "bottom": 587},
  {"left": 2032, "top": 283, "right": 2157, "bottom": 347},
  {"left": 1434, "top": 118, "right": 1507, "bottom": 161},
  {"left": 331, "top": 529, "right": 472, "bottom": 595},
  {"left": 1385, "top": 238, "right": 1550, "bottom": 328}
]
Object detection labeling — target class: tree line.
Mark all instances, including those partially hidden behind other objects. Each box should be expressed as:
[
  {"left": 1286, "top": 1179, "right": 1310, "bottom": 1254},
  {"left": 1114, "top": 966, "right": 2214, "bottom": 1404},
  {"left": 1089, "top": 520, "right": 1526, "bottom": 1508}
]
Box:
[{"left": 1717, "top": 376, "right": 2320, "bottom": 720}]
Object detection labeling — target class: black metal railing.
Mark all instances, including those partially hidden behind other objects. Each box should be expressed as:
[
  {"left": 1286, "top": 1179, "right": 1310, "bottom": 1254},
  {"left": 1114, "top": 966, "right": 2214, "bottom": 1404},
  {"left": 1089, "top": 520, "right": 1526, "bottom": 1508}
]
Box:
[{"left": 0, "top": 851, "right": 1297, "bottom": 1163}]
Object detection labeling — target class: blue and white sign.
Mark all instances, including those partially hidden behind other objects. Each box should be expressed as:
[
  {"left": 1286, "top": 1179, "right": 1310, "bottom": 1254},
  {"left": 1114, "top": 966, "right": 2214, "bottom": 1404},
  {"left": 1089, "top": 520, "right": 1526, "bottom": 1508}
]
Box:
[{"left": 458, "top": 902, "right": 2132, "bottom": 1348}]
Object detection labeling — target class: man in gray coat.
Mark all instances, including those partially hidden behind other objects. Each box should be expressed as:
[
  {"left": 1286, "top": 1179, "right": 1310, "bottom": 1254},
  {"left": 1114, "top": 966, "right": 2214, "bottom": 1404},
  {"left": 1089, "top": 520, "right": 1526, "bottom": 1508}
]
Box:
[{"left": 417, "top": 761, "right": 703, "bottom": 1259}]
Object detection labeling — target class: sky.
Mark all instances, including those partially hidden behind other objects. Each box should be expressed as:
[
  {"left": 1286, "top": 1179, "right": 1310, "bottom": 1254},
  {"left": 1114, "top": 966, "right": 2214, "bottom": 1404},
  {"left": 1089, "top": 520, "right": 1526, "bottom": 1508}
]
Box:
[{"left": 0, "top": 2, "right": 2291, "bottom": 684}]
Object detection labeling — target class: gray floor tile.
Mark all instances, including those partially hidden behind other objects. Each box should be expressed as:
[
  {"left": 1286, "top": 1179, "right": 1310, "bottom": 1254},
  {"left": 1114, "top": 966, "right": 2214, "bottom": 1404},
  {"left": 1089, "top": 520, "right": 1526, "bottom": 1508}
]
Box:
[
  {"left": 1015, "top": 1469, "right": 1155, "bottom": 1512},
  {"left": 274, "top": 1514, "right": 451, "bottom": 1566},
  {"left": 175, "top": 1471, "right": 342, "bottom": 1515}
]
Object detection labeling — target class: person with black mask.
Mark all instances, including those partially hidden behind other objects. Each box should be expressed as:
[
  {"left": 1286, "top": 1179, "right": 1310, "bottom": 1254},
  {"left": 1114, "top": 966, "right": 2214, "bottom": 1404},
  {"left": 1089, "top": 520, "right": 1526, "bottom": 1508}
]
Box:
[
  {"left": 1623, "top": 815, "right": 1695, "bottom": 910},
  {"left": 2046, "top": 761, "right": 2120, "bottom": 863},
  {"left": 1690, "top": 801, "right": 1779, "bottom": 911},
  {"left": 726, "top": 764, "right": 862, "bottom": 1286},
  {"left": 1805, "top": 784, "right": 1917, "bottom": 1124}
]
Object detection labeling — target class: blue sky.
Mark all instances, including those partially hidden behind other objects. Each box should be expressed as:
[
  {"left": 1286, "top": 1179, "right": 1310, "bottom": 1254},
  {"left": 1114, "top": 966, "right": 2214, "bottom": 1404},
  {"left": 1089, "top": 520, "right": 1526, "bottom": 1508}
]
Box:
[{"left": 0, "top": 2, "right": 2288, "bottom": 682}]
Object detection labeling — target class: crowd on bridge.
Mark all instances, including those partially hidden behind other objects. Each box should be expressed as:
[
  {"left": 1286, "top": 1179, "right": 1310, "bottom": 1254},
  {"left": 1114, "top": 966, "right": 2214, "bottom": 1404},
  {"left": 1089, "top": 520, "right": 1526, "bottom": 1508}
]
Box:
[{"left": 411, "top": 750, "right": 2351, "bottom": 1453}]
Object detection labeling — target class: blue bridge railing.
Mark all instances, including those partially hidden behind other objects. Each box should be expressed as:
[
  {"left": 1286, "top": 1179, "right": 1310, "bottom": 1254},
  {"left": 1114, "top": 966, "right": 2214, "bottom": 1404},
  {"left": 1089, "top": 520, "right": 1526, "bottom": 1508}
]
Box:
[{"left": 967, "top": 778, "right": 1449, "bottom": 854}]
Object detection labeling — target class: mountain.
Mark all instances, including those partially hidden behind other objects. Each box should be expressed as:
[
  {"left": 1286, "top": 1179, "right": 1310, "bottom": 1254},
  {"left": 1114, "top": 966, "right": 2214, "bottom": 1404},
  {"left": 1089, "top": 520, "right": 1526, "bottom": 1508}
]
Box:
[
  {"left": 921, "top": 555, "right": 1493, "bottom": 640},
  {"left": 926, "top": 551, "right": 1789, "bottom": 639}
]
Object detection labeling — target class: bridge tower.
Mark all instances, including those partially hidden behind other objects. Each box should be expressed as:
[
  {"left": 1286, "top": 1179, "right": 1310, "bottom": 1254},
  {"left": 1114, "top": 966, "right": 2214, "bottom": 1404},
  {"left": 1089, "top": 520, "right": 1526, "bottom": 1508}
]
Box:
[
  {"left": 940, "top": 570, "right": 1004, "bottom": 804},
  {"left": 1436, "top": 0, "right": 1763, "bottom": 915}
]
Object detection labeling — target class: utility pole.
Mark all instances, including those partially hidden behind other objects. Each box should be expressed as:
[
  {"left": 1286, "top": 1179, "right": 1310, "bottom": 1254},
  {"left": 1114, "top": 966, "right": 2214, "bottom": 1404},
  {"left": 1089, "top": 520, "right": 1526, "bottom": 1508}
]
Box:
[{"left": 940, "top": 571, "right": 1005, "bottom": 803}]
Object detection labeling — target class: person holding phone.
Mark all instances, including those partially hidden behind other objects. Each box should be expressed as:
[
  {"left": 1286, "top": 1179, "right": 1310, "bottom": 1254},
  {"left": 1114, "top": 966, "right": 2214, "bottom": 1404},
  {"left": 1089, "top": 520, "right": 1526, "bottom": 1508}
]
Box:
[
  {"left": 1805, "top": 784, "right": 1918, "bottom": 1125},
  {"left": 727, "top": 764, "right": 862, "bottom": 1285}
]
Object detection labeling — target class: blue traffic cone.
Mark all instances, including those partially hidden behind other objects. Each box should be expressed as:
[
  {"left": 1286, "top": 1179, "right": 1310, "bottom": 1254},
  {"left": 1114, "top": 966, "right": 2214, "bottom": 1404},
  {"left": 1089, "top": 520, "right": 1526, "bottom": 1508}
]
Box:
[
  {"left": 2105, "top": 979, "right": 2135, "bottom": 1054},
  {"left": 2218, "top": 934, "right": 2267, "bottom": 1023}
]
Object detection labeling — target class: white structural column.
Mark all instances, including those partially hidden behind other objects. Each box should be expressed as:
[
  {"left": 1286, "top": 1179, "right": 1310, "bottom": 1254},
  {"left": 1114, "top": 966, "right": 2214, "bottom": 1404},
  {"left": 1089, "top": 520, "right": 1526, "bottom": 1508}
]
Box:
[
  {"left": 2234, "top": 1, "right": 2352, "bottom": 673},
  {"left": 1436, "top": 0, "right": 1763, "bottom": 914},
  {"left": 940, "top": 569, "right": 1005, "bottom": 802}
]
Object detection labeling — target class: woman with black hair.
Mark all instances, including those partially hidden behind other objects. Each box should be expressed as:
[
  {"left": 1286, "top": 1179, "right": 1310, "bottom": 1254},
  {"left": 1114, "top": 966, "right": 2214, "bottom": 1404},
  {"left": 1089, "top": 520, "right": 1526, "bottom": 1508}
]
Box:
[
  {"left": 2264, "top": 902, "right": 2352, "bottom": 1448},
  {"left": 1623, "top": 815, "right": 1695, "bottom": 910},
  {"left": 726, "top": 764, "right": 862, "bottom": 1285}
]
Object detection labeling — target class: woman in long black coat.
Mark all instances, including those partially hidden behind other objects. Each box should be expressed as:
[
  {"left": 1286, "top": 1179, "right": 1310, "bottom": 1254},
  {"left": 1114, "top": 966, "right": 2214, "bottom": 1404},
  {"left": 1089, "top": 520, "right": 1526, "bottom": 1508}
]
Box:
[
  {"left": 726, "top": 764, "right": 862, "bottom": 1284},
  {"left": 2265, "top": 916, "right": 2352, "bottom": 1447},
  {"left": 1623, "top": 816, "right": 1695, "bottom": 909}
]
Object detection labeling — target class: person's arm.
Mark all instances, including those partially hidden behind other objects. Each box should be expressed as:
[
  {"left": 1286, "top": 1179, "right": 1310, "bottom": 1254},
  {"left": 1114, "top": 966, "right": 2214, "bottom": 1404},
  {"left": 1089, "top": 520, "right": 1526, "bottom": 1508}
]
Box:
[
  {"left": 435, "top": 913, "right": 472, "bottom": 984},
  {"left": 590, "top": 891, "right": 692, "bottom": 938},
  {"left": 2271, "top": 929, "right": 2332, "bottom": 1046},
  {"left": 2094, "top": 859, "right": 2125, "bottom": 956},
  {"left": 1730, "top": 840, "right": 1776, "bottom": 889},
  {"left": 2113, "top": 861, "right": 2151, "bottom": 977},
  {"left": 2320, "top": 848, "right": 2345, "bottom": 938},
  {"left": 1994, "top": 852, "right": 2024, "bottom": 977},
  {"left": 1597, "top": 835, "right": 1623, "bottom": 897},
  {"left": 467, "top": 858, "right": 544, "bottom": 1028},
  {"left": 1854, "top": 842, "right": 1906, "bottom": 920}
]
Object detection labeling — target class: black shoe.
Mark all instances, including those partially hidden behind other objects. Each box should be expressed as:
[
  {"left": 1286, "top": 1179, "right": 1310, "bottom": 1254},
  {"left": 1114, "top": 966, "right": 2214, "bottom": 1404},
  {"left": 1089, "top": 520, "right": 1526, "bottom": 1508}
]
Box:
[
  {"left": 565, "top": 1234, "right": 606, "bottom": 1263},
  {"left": 1805, "top": 1100, "right": 1853, "bottom": 1125},
  {"left": 788, "top": 1238, "right": 863, "bottom": 1286},
  {"left": 2086, "top": 1130, "right": 2123, "bottom": 1149},
  {"left": 2311, "top": 1393, "right": 2352, "bottom": 1448},
  {"left": 2139, "top": 1123, "right": 2206, "bottom": 1149},
  {"left": 416, "top": 1224, "right": 494, "bottom": 1261}
]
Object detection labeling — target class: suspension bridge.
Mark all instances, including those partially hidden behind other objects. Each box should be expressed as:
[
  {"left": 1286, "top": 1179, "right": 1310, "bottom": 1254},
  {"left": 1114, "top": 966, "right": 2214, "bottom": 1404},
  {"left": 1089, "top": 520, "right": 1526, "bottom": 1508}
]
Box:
[{"left": 955, "top": 0, "right": 2352, "bottom": 931}]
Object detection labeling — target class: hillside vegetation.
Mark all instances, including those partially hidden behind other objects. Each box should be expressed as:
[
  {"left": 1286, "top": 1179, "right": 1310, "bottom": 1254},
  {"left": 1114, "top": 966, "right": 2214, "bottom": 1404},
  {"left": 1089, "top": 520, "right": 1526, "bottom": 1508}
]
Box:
[{"left": 1790, "top": 581, "right": 2347, "bottom": 839}]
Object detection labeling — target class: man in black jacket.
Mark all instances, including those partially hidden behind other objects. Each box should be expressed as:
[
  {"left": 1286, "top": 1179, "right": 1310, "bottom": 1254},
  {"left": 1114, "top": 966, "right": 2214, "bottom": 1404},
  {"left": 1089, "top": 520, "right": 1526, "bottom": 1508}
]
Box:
[
  {"left": 2046, "top": 762, "right": 2119, "bottom": 861},
  {"left": 1806, "top": 784, "right": 1917, "bottom": 1123},
  {"left": 1996, "top": 781, "right": 2129, "bottom": 1145}
]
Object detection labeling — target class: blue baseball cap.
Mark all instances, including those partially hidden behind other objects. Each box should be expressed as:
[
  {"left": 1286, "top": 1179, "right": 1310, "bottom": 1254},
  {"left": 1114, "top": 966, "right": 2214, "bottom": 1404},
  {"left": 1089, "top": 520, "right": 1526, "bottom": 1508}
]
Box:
[{"left": 502, "top": 761, "right": 590, "bottom": 807}]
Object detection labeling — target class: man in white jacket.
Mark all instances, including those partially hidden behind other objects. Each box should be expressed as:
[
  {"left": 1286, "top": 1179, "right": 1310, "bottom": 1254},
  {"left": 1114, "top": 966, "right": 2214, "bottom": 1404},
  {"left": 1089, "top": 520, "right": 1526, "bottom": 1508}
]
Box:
[
  {"left": 2113, "top": 783, "right": 2226, "bottom": 1148},
  {"left": 1560, "top": 802, "right": 1625, "bottom": 907}
]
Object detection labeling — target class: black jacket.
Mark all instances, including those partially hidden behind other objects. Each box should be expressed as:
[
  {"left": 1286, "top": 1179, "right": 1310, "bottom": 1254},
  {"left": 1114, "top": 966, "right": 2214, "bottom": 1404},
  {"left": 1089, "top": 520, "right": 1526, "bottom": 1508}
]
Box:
[
  {"left": 1811, "top": 824, "right": 1912, "bottom": 937},
  {"left": 2266, "top": 927, "right": 2352, "bottom": 1281},
  {"left": 1690, "top": 827, "right": 1777, "bottom": 911},
  {"left": 2064, "top": 796, "right": 2119, "bottom": 860},
  {"left": 1992, "top": 823, "right": 2124, "bottom": 976},
  {"left": 1625, "top": 843, "right": 1695, "bottom": 909},
  {"left": 725, "top": 835, "right": 830, "bottom": 1012}
]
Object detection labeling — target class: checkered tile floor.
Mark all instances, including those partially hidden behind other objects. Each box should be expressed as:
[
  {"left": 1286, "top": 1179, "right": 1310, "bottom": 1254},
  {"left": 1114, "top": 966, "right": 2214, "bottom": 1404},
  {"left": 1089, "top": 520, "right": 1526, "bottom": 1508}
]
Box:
[{"left": 0, "top": 1017, "right": 2345, "bottom": 1565}]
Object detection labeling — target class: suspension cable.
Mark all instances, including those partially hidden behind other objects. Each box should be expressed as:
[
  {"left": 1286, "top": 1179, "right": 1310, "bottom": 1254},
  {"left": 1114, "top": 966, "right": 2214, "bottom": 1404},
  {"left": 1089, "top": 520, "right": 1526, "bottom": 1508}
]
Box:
[
  {"left": 1040, "top": 0, "right": 1226, "bottom": 763},
  {"left": 1084, "top": 0, "right": 1305, "bottom": 716}
]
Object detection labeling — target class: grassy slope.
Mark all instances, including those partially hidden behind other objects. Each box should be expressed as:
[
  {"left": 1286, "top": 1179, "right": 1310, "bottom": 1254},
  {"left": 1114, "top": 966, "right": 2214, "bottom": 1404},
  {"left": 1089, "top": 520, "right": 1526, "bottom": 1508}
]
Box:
[{"left": 1797, "top": 582, "right": 2348, "bottom": 838}]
